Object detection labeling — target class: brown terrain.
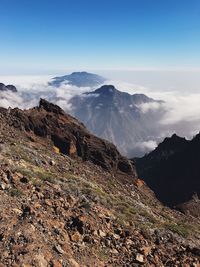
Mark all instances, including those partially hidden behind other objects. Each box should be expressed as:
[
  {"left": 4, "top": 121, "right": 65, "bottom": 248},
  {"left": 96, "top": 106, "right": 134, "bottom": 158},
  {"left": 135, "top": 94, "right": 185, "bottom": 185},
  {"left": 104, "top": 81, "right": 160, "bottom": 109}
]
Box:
[{"left": 0, "top": 99, "right": 199, "bottom": 266}]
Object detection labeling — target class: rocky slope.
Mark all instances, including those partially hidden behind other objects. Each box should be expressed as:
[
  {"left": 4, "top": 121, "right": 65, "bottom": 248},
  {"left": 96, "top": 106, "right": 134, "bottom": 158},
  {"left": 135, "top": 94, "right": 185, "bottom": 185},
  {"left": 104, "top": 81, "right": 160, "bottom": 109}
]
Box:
[
  {"left": 6, "top": 99, "right": 135, "bottom": 176},
  {"left": 70, "top": 85, "right": 163, "bottom": 157},
  {"left": 49, "top": 72, "right": 106, "bottom": 87},
  {"left": 135, "top": 133, "right": 200, "bottom": 216},
  {"left": 0, "top": 101, "right": 199, "bottom": 266}
]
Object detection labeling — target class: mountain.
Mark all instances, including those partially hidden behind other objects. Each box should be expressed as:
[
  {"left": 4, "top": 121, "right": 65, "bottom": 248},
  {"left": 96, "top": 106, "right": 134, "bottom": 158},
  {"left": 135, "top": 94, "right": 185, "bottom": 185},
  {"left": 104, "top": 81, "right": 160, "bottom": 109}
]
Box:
[
  {"left": 0, "top": 83, "right": 17, "bottom": 92},
  {"left": 70, "top": 85, "right": 163, "bottom": 157},
  {"left": 135, "top": 133, "right": 200, "bottom": 216},
  {"left": 7, "top": 98, "right": 135, "bottom": 176},
  {"left": 0, "top": 99, "right": 199, "bottom": 266},
  {"left": 50, "top": 71, "right": 106, "bottom": 87}
]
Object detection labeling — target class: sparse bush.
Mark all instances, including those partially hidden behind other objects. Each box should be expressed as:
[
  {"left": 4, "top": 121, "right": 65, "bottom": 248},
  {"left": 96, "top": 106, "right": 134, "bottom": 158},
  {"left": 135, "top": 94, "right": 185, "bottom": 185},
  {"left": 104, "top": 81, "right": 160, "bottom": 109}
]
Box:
[
  {"left": 9, "top": 188, "right": 23, "bottom": 197},
  {"left": 14, "top": 167, "right": 33, "bottom": 179},
  {"left": 37, "top": 171, "right": 55, "bottom": 183},
  {"left": 165, "top": 222, "right": 191, "bottom": 237},
  {"left": 97, "top": 248, "right": 109, "bottom": 261},
  {"left": 31, "top": 178, "right": 42, "bottom": 187},
  {"left": 139, "top": 210, "right": 158, "bottom": 224}
]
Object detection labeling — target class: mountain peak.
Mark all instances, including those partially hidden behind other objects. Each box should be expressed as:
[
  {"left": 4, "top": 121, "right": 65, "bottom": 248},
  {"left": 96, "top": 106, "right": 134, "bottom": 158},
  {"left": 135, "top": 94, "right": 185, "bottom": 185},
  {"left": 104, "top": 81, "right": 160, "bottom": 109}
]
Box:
[
  {"left": 94, "top": 85, "right": 117, "bottom": 95},
  {"left": 71, "top": 71, "right": 91, "bottom": 76},
  {"left": 158, "top": 133, "right": 187, "bottom": 152},
  {"left": 0, "top": 82, "right": 17, "bottom": 92},
  {"left": 39, "top": 98, "right": 64, "bottom": 115},
  {"left": 70, "top": 85, "right": 162, "bottom": 156},
  {"left": 163, "top": 133, "right": 185, "bottom": 144},
  {"left": 50, "top": 71, "right": 106, "bottom": 87}
]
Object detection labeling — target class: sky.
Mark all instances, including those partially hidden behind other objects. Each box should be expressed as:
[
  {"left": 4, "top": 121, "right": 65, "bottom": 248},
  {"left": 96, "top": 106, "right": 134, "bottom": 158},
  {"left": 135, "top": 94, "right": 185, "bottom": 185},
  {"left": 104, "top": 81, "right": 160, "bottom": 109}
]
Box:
[{"left": 1, "top": 0, "right": 200, "bottom": 74}]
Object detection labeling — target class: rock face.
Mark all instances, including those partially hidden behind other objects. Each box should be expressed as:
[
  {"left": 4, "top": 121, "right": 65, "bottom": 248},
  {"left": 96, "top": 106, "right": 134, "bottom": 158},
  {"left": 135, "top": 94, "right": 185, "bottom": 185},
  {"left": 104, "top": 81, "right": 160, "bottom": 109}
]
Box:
[
  {"left": 49, "top": 71, "right": 106, "bottom": 87},
  {"left": 0, "top": 83, "right": 17, "bottom": 92},
  {"left": 135, "top": 133, "right": 200, "bottom": 215},
  {"left": 7, "top": 99, "right": 136, "bottom": 176},
  {"left": 70, "top": 85, "right": 163, "bottom": 157}
]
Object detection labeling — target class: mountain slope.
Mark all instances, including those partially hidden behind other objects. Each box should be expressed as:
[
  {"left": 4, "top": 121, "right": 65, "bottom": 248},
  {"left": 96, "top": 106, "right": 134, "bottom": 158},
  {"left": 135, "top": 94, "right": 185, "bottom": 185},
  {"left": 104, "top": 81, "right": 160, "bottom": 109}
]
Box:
[
  {"left": 0, "top": 100, "right": 199, "bottom": 266},
  {"left": 50, "top": 72, "right": 106, "bottom": 87},
  {"left": 6, "top": 98, "right": 135, "bottom": 176},
  {"left": 70, "top": 85, "right": 163, "bottom": 157},
  {"left": 135, "top": 133, "right": 200, "bottom": 216}
]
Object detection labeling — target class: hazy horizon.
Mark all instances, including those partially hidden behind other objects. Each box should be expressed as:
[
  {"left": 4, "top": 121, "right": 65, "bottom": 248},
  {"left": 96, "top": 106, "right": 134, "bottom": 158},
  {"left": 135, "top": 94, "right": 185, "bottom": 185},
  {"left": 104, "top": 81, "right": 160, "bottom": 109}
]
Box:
[{"left": 1, "top": 69, "right": 200, "bottom": 93}]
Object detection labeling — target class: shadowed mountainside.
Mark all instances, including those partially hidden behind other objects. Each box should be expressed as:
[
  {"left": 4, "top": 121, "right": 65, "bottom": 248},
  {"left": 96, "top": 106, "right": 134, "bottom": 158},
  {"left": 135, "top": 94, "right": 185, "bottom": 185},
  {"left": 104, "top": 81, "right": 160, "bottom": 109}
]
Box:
[
  {"left": 70, "top": 85, "right": 164, "bottom": 157},
  {"left": 135, "top": 133, "right": 200, "bottom": 216}
]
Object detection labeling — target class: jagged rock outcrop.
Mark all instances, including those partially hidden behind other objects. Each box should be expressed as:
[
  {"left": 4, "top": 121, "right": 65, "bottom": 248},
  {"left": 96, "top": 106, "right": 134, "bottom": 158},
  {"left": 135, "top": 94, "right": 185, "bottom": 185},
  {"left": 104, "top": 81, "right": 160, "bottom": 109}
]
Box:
[
  {"left": 4, "top": 99, "right": 136, "bottom": 176},
  {"left": 135, "top": 133, "right": 200, "bottom": 216}
]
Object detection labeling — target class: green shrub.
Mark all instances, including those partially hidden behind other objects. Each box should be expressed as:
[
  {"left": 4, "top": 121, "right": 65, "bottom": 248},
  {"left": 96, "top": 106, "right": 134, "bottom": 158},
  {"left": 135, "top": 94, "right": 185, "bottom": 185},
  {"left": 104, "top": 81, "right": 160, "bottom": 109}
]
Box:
[
  {"left": 165, "top": 222, "right": 191, "bottom": 237},
  {"left": 9, "top": 188, "right": 23, "bottom": 197}
]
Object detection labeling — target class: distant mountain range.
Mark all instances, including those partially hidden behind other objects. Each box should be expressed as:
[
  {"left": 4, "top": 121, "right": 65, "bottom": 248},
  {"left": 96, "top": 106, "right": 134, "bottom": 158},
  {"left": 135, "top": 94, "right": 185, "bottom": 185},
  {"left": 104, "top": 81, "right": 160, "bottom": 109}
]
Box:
[
  {"left": 69, "top": 84, "right": 164, "bottom": 157},
  {"left": 0, "top": 73, "right": 166, "bottom": 157},
  {"left": 49, "top": 71, "right": 106, "bottom": 87},
  {"left": 0, "top": 83, "right": 17, "bottom": 92},
  {"left": 135, "top": 133, "right": 200, "bottom": 216}
]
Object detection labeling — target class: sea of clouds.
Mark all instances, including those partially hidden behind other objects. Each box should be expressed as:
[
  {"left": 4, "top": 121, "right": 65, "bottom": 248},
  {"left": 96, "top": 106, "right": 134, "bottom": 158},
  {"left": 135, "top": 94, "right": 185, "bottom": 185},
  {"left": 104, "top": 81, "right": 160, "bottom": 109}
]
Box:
[
  {"left": 105, "top": 79, "right": 200, "bottom": 152},
  {"left": 0, "top": 74, "right": 200, "bottom": 155},
  {"left": 0, "top": 75, "right": 95, "bottom": 110}
]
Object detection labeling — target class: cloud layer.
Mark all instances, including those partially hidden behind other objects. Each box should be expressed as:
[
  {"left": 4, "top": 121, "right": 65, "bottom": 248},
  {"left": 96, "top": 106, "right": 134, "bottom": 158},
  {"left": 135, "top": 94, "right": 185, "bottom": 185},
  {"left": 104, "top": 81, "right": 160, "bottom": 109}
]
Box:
[
  {"left": 0, "top": 75, "right": 200, "bottom": 155},
  {"left": 107, "top": 79, "right": 200, "bottom": 140},
  {"left": 0, "top": 75, "right": 95, "bottom": 110}
]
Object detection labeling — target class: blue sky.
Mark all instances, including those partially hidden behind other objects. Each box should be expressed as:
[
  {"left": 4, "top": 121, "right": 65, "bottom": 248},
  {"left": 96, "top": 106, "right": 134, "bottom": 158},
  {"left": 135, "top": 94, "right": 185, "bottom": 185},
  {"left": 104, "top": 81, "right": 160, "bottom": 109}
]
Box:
[{"left": 1, "top": 0, "right": 200, "bottom": 74}]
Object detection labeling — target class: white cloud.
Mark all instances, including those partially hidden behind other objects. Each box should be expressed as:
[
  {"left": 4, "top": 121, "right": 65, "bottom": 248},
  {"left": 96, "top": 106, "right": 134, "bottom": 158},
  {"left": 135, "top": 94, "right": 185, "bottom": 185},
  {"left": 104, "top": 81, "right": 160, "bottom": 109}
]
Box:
[
  {"left": 136, "top": 102, "right": 163, "bottom": 113},
  {"left": 133, "top": 140, "right": 157, "bottom": 153},
  {"left": 106, "top": 79, "right": 200, "bottom": 141},
  {"left": 1, "top": 74, "right": 200, "bottom": 155},
  {"left": 0, "top": 91, "right": 24, "bottom": 109},
  {"left": 160, "top": 93, "right": 200, "bottom": 125},
  {"left": 0, "top": 75, "right": 94, "bottom": 110}
]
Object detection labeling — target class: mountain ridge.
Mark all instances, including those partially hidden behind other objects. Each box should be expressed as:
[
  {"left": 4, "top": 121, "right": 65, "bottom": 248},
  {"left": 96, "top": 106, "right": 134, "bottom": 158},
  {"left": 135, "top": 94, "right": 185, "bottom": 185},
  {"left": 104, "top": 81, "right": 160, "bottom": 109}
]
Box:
[
  {"left": 135, "top": 133, "right": 200, "bottom": 216},
  {"left": 0, "top": 83, "right": 17, "bottom": 92},
  {"left": 70, "top": 84, "right": 163, "bottom": 157},
  {"left": 6, "top": 98, "right": 136, "bottom": 176}
]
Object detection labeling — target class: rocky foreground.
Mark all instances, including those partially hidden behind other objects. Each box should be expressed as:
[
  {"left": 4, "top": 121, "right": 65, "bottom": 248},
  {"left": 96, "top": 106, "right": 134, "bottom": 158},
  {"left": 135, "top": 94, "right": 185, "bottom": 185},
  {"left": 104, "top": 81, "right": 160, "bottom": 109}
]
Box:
[{"left": 0, "top": 100, "right": 199, "bottom": 266}]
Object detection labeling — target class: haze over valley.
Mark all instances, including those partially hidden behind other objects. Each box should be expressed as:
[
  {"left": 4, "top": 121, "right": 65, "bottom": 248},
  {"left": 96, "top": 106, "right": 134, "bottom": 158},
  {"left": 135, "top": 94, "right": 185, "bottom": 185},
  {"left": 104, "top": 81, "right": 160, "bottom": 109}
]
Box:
[{"left": 1, "top": 70, "right": 200, "bottom": 157}]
